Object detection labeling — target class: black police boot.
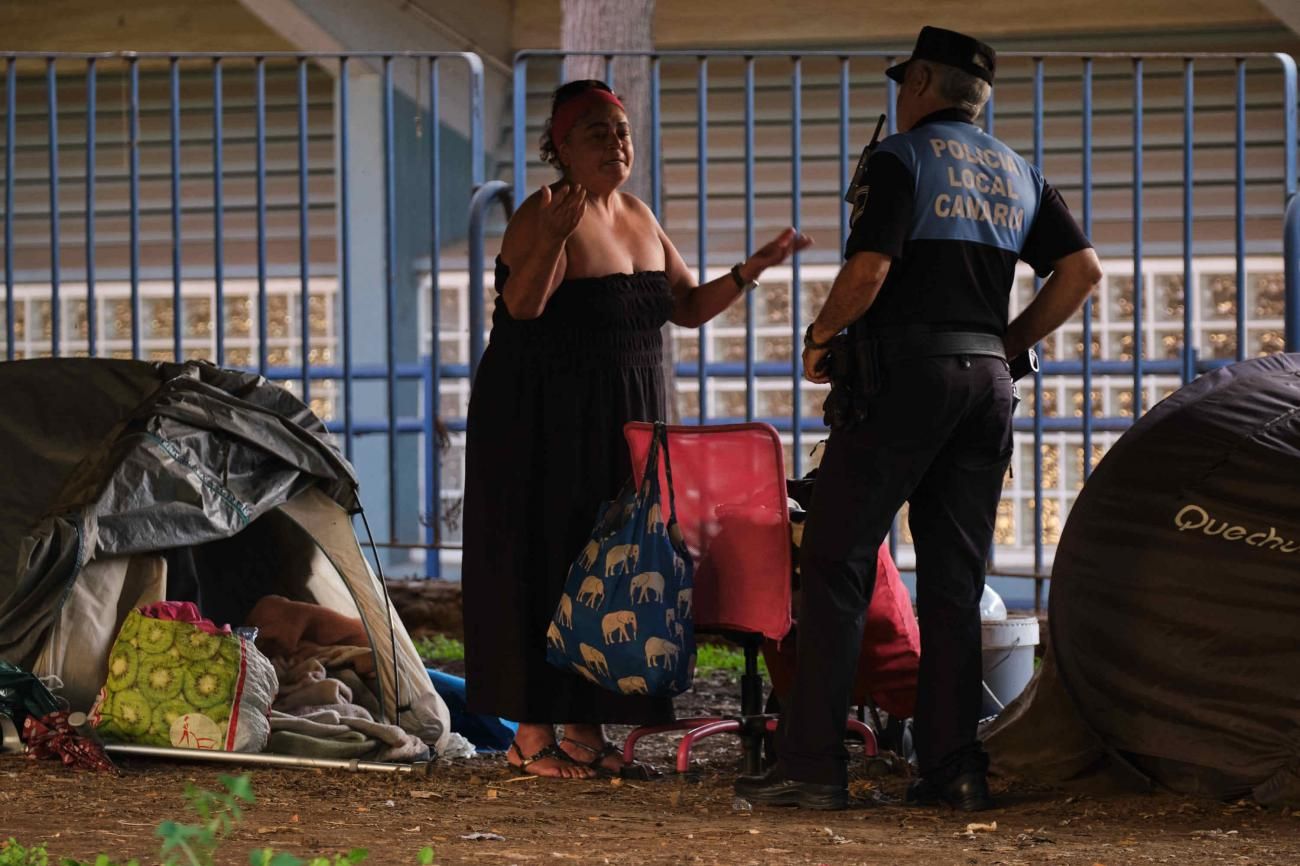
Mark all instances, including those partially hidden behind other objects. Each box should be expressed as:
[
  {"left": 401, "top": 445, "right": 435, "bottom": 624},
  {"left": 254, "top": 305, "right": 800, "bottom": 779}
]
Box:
[
  {"left": 905, "top": 770, "right": 995, "bottom": 812},
  {"left": 734, "top": 767, "right": 848, "bottom": 811}
]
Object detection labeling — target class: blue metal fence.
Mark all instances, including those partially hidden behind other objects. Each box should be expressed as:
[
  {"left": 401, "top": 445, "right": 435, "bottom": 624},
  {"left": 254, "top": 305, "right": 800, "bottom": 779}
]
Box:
[
  {"left": 2, "top": 48, "right": 1298, "bottom": 597},
  {"left": 511, "top": 49, "right": 1300, "bottom": 603},
  {"left": 1, "top": 50, "right": 483, "bottom": 578}
]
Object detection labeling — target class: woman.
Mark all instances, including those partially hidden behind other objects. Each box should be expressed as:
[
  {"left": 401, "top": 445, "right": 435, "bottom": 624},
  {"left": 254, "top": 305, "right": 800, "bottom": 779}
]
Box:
[{"left": 462, "top": 79, "right": 811, "bottom": 779}]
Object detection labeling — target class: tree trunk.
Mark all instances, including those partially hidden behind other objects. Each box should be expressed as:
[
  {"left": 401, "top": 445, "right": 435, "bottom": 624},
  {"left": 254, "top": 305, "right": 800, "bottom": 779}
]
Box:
[{"left": 561, "top": 0, "right": 678, "bottom": 421}]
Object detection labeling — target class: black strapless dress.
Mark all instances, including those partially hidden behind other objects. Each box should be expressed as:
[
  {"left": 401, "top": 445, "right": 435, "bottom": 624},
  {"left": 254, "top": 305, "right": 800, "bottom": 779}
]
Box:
[{"left": 460, "top": 259, "right": 675, "bottom": 724}]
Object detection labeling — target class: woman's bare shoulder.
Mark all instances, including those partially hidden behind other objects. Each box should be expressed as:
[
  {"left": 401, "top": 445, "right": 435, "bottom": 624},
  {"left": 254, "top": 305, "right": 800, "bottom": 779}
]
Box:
[
  {"left": 618, "top": 191, "right": 661, "bottom": 225},
  {"left": 501, "top": 187, "right": 550, "bottom": 257},
  {"left": 512, "top": 187, "right": 552, "bottom": 223}
]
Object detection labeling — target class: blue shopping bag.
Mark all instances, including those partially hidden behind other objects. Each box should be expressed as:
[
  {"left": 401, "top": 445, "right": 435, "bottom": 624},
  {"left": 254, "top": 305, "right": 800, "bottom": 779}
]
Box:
[{"left": 547, "top": 422, "right": 696, "bottom": 697}]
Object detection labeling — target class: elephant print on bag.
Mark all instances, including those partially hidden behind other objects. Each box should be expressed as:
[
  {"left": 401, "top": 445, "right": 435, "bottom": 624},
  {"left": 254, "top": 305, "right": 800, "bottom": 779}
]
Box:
[
  {"left": 618, "top": 675, "right": 649, "bottom": 695},
  {"left": 578, "top": 539, "right": 601, "bottom": 570},
  {"left": 601, "top": 610, "right": 638, "bottom": 644},
  {"left": 630, "top": 571, "right": 665, "bottom": 604},
  {"left": 644, "top": 636, "right": 680, "bottom": 670},
  {"left": 676, "top": 588, "right": 694, "bottom": 620},
  {"left": 546, "top": 424, "right": 696, "bottom": 697},
  {"left": 580, "top": 643, "right": 611, "bottom": 677},
  {"left": 546, "top": 621, "right": 566, "bottom": 651},
  {"left": 604, "top": 544, "right": 639, "bottom": 577},
  {"left": 571, "top": 662, "right": 602, "bottom": 684},
  {"left": 646, "top": 502, "right": 664, "bottom": 535},
  {"left": 576, "top": 576, "right": 605, "bottom": 608}
]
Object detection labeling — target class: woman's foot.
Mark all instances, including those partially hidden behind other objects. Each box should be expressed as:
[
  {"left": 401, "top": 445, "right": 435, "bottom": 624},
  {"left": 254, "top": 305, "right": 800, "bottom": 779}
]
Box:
[
  {"left": 506, "top": 723, "right": 596, "bottom": 779},
  {"left": 560, "top": 724, "right": 658, "bottom": 779}
]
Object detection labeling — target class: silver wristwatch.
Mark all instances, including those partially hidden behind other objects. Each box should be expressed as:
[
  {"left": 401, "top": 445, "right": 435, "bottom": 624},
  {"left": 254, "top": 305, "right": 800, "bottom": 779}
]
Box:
[{"left": 729, "top": 263, "right": 759, "bottom": 293}]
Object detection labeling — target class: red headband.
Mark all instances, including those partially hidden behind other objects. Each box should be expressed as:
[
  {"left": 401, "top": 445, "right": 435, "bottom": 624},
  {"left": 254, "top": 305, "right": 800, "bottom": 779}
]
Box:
[{"left": 549, "top": 89, "right": 626, "bottom": 150}]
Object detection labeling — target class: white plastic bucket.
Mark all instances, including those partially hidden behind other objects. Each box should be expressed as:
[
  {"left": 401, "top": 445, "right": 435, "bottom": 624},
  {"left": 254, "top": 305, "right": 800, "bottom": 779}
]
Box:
[{"left": 980, "top": 615, "right": 1040, "bottom": 715}]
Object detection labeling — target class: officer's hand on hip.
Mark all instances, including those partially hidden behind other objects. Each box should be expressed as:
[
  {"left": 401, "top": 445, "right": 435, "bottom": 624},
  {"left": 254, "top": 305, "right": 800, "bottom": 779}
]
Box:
[{"left": 802, "top": 345, "right": 831, "bottom": 384}]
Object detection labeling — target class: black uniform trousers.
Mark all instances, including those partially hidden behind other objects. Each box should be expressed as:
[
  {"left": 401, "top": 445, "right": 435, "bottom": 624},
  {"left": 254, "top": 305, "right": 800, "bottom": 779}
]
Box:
[{"left": 777, "top": 353, "right": 1014, "bottom": 788}]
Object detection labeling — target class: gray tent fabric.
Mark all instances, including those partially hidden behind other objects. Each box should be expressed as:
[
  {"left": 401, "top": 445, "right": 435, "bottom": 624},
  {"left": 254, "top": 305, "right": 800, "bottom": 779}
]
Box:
[
  {"left": 987, "top": 353, "right": 1300, "bottom": 806},
  {"left": 0, "top": 359, "right": 356, "bottom": 665},
  {"left": 0, "top": 358, "right": 161, "bottom": 602},
  {"left": 0, "top": 358, "right": 452, "bottom": 756}
]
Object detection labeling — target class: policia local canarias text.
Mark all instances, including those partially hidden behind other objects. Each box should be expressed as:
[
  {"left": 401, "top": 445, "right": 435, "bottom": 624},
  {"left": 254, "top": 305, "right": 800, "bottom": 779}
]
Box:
[{"left": 929, "top": 137, "right": 1026, "bottom": 230}]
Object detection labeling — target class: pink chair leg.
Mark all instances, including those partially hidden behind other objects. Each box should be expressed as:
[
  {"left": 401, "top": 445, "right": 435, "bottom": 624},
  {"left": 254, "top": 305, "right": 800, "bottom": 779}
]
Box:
[
  {"left": 676, "top": 719, "right": 741, "bottom": 773},
  {"left": 622, "top": 718, "right": 724, "bottom": 764},
  {"left": 762, "top": 717, "right": 878, "bottom": 757},
  {"left": 845, "top": 718, "right": 878, "bottom": 756},
  {"left": 623, "top": 715, "right": 874, "bottom": 774}
]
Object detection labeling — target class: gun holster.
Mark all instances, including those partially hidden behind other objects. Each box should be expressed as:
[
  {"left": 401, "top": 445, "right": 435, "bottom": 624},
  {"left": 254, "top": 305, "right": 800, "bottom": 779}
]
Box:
[
  {"left": 1008, "top": 347, "right": 1039, "bottom": 382},
  {"left": 821, "top": 335, "right": 882, "bottom": 432}
]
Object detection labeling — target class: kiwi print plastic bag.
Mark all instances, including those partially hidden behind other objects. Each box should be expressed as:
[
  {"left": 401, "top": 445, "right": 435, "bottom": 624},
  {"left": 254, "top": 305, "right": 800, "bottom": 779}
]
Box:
[{"left": 91, "top": 609, "right": 278, "bottom": 752}]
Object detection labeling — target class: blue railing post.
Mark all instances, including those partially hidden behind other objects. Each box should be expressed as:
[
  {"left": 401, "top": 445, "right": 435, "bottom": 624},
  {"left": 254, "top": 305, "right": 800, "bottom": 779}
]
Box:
[
  {"left": 298, "top": 58, "right": 312, "bottom": 406},
  {"left": 743, "top": 57, "right": 756, "bottom": 423},
  {"left": 467, "top": 180, "right": 512, "bottom": 381},
  {"left": 170, "top": 57, "right": 183, "bottom": 362},
  {"left": 423, "top": 361, "right": 438, "bottom": 578},
  {"left": 467, "top": 53, "right": 485, "bottom": 188},
  {"left": 1235, "top": 59, "right": 1247, "bottom": 362},
  {"left": 1032, "top": 58, "right": 1045, "bottom": 580},
  {"left": 696, "top": 57, "right": 709, "bottom": 423},
  {"left": 4, "top": 57, "right": 13, "bottom": 361},
  {"left": 791, "top": 56, "right": 803, "bottom": 477},
  {"left": 837, "top": 58, "right": 850, "bottom": 254},
  {"left": 886, "top": 56, "right": 897, "bottom": 136},
  {"left": 1081, "top": 58, "right": 1094, "bottom": 476},
  {"left": 382, "top": 56, "right": 399, "bottom": 545},
  {"left": 254, "top": 57, "right": 268, "bottom": 376},
  {"left": 426, "top": 57, "right": 444, "bottom": 579},
  {"left": 128, "top": 56, "right": 140, "bottom": 359},
  {"left": 1280, "top": 53, "right": 1300, "bottom": 351},
  {"left": 650, "top": 57, "right": 662, "bottom": 219},
  {"left": 886, "top": 51, "right": 900, "bottom": 562},
  {"left": 338, "top": 58, "right": 354, "bottom": 462},
  {"left": 46, "top": 57, "right": 60, "bottom": 358},
  {"left": 212, "top": 58, "right": 225, "bottom": 367},
  {"left": 85, "top": 58, "right": 96, "bottom": 356},
  {"left": 1133, "top": 59, "right": 1145, "bottom": 413},
  {"left": 512, "top": 58, "right": 529, "bottom": 200}
]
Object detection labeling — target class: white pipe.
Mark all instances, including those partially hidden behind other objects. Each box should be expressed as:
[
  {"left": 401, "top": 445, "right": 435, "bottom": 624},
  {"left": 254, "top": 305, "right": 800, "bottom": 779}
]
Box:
[{"left": 103, "top": 743, "right": 433, "bottom": 775}]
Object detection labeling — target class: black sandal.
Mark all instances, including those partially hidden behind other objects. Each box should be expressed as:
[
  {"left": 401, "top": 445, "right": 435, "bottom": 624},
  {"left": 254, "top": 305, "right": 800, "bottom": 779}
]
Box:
[
  {"left": 560, "top": 737, "right": 661, "bottom": 780},
  {"left": 507, "top": 740, "right": 589, "bottom": 778}
]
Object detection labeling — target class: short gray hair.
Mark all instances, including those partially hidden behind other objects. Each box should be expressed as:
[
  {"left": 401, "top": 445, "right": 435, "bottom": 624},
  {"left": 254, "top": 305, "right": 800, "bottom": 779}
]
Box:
[{"left": 913, "top": 59, "right": 991, "bottom": 118}]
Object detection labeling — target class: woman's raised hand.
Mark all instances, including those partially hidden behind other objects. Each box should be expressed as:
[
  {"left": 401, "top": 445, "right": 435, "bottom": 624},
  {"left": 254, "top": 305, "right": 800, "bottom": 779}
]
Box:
[
  {"left": 537, "top": 183, "right": 588, "bottom": 244},
  {"left": 745, "top": 227, "right": 814, "bottom": 276}
]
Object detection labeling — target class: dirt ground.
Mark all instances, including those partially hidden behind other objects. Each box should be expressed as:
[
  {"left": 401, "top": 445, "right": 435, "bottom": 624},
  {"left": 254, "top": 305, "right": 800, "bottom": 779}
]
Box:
[{"left": 5, "top": 669, "right": 1300, "bottom": 866}]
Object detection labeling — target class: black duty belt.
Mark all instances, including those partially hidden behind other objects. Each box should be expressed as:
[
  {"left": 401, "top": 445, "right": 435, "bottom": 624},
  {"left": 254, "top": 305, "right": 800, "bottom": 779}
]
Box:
[{"left": 868, "top": 331, "right": 1007, "bottom": 362}]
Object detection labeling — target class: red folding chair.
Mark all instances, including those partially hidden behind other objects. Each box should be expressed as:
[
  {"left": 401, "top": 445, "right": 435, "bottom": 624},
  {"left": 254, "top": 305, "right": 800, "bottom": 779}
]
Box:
[{"left": 620, "top": 422, "right": 877, "bottom": 775}]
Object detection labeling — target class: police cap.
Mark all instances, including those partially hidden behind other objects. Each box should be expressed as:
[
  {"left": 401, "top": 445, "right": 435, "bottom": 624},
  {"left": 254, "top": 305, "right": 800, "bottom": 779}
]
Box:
[{"left": 886, "top": 26, "right": 996, "bottom": 86}]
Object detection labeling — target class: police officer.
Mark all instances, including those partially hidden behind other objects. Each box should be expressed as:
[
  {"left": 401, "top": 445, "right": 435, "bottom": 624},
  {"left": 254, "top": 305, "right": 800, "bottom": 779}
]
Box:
[{"left": 736, "top": 26, "right": 1103, "bottom": 811}]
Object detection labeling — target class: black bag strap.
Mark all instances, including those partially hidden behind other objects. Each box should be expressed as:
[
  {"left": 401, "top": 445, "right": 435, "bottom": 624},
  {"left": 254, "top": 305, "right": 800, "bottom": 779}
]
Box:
[
  {"left": 654, "top": 422, "right": 680, "bottom": 524},
  {"left": 641, "top": 422, "right": 662, "bottom": 496}
]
